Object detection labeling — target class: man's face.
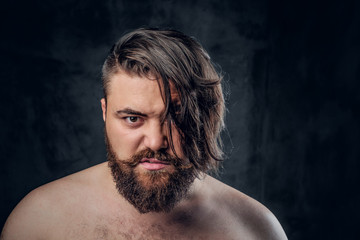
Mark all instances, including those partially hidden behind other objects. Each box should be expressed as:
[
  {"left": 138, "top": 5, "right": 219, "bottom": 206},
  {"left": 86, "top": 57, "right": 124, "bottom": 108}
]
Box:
[{"left": 101, "top": 70, "right": 196, "bottom": 213}]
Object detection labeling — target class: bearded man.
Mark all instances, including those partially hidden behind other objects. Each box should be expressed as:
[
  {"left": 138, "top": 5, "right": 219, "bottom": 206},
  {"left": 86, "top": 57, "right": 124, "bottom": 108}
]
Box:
[{"left": 1, "top": 28, "right": 287, "bottom": 239}]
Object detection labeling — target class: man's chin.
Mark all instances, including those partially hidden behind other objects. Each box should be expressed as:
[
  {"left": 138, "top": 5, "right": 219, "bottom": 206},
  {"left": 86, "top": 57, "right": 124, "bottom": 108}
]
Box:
[
  {"left": 105, "top": 139, "right": 197, "bottom": 213},
  {"left": 109, "top": 159, "right": 196, "bottom": 214},
  {"left": 134, "top": 167, "right": 173, "bottom": 190}
]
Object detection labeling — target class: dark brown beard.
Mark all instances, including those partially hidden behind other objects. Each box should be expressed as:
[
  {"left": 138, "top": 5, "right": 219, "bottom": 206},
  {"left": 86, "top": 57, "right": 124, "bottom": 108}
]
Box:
[{"left": 106, "top": 134, "right": 197, "bottom": 214}]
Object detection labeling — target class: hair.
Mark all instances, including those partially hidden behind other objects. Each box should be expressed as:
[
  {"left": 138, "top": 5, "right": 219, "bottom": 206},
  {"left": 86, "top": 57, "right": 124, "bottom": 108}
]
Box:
[{"left": 102, "top": 27, "right": 225, "bottom": 174}]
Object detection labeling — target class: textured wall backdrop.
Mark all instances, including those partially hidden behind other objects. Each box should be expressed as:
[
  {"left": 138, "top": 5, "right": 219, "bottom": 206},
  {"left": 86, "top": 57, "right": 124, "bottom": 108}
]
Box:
[{"left": 1, "top": 0, "right": 359, "bottom": 239}]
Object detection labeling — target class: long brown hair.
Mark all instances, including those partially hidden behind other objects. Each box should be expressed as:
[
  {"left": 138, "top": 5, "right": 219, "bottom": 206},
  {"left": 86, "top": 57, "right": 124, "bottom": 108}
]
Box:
[{"left": 102, "top": 28, "right": 225, "bottom": 174}]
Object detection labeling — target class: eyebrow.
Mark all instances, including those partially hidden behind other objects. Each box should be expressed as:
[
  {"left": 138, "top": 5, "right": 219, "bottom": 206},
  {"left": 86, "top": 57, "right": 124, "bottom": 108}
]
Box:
[{"left": 116, "top": 108, "right": 148, "bottom": 117}]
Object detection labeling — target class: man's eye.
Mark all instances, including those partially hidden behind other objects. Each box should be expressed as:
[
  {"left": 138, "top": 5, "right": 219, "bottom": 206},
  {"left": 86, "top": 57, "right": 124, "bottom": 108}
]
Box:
[{"left": 126, "top": 116, "right": 139, "bottom": 123}]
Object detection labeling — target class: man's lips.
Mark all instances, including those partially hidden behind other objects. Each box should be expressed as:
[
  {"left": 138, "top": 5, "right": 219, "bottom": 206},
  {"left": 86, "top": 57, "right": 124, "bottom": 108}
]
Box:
[{"left": 139, "top": 158, "right": 170, "bottom": 171}]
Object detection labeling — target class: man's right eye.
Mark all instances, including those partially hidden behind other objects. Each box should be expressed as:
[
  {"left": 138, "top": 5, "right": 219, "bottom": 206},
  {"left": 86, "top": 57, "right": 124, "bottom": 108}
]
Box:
[
  {"left": 122, "top": 116, "right": 145, "bottom": 128},
  {"left": 125, "top": 116, "right": 139, "bottom": 123}
]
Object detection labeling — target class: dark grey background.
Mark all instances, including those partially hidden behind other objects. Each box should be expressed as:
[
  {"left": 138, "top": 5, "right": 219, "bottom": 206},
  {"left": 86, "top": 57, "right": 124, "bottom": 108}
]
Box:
[{"left": 1, "top": 0, "right": 359, "bottom": 239}]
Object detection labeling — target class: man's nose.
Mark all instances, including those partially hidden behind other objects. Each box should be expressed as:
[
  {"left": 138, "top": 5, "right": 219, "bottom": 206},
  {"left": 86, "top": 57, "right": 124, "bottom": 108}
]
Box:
[{"left": 143, "top": 121, "right": 168, "bottom": 151}]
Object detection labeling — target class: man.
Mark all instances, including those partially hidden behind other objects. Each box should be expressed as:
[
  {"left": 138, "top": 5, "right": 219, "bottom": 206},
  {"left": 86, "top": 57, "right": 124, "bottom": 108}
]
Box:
[{"left": 1, "top": 28, "right": 287, "bottom": 239}]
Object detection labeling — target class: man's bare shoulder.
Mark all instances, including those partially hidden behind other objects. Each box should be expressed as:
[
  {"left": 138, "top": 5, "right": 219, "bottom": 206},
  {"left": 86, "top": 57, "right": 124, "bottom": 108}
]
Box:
[
  {"left": 1, "top": 163, "right": 108, "bottom": 240},
  {"left": 199, "top": 175, "right": 288, "bottom": 240}
]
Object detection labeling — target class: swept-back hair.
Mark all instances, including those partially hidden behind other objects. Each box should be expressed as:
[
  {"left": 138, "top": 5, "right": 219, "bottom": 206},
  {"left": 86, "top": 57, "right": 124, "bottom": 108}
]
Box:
[{"left": 102, "top": 28, "right": 225, "bottom": 174}]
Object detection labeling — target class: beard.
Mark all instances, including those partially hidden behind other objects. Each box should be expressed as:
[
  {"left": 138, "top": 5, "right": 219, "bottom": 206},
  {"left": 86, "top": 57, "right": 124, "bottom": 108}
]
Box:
[{"left": 105, "top": 134, "right": 197, "bottom": 214}]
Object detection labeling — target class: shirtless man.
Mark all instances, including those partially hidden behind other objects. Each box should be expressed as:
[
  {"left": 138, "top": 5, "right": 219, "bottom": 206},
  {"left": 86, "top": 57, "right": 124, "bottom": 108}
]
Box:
[{"left": 1, "top": 28, "right": 287, "bottom": 240}]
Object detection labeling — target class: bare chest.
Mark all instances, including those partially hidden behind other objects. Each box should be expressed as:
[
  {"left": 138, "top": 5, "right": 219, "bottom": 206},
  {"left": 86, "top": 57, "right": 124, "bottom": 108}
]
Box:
[
  {"left": 62, "top": 214, "right": 242, "bottom": 240},
  {"left": 66, "top": 225, "right": 239, "bottom": 240}
]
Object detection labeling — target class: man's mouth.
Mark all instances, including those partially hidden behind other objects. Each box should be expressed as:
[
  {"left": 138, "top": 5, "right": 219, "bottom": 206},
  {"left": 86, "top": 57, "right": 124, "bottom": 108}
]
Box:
[{"left": 139, "top": 158, "right": 170, "bottom": 171}]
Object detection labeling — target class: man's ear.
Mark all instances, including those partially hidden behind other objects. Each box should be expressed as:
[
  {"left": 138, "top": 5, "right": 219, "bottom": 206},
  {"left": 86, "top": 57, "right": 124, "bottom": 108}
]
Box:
[{"left": 101, "top": 98, "right": 106, "bottom": 122}]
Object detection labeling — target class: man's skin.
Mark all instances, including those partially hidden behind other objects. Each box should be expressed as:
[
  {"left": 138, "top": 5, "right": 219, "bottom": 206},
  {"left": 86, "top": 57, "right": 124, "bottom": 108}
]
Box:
[{"left": 1, "top": 71, "right": 287, "bottom": 240}]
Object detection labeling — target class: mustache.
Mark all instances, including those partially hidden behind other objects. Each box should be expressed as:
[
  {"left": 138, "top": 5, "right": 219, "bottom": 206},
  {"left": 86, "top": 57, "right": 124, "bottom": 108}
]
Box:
[
  {"left": 126, "top": 149, "right": 179, "bottom": 166},
  {"left": 104, "top": 131, "right": 193, "bottom": 170},
  {"left": 125, "top": 149, "right": 191, "bottom": 169}
]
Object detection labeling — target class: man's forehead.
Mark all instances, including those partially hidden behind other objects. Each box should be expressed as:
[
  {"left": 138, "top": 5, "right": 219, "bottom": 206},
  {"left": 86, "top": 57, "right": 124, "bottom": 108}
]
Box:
[
  {"left": 107, "top": 70, "right": 181, "bottom": 107},
  {"left": 143, "top": 73, "right": 180, "bottom": 104}
]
